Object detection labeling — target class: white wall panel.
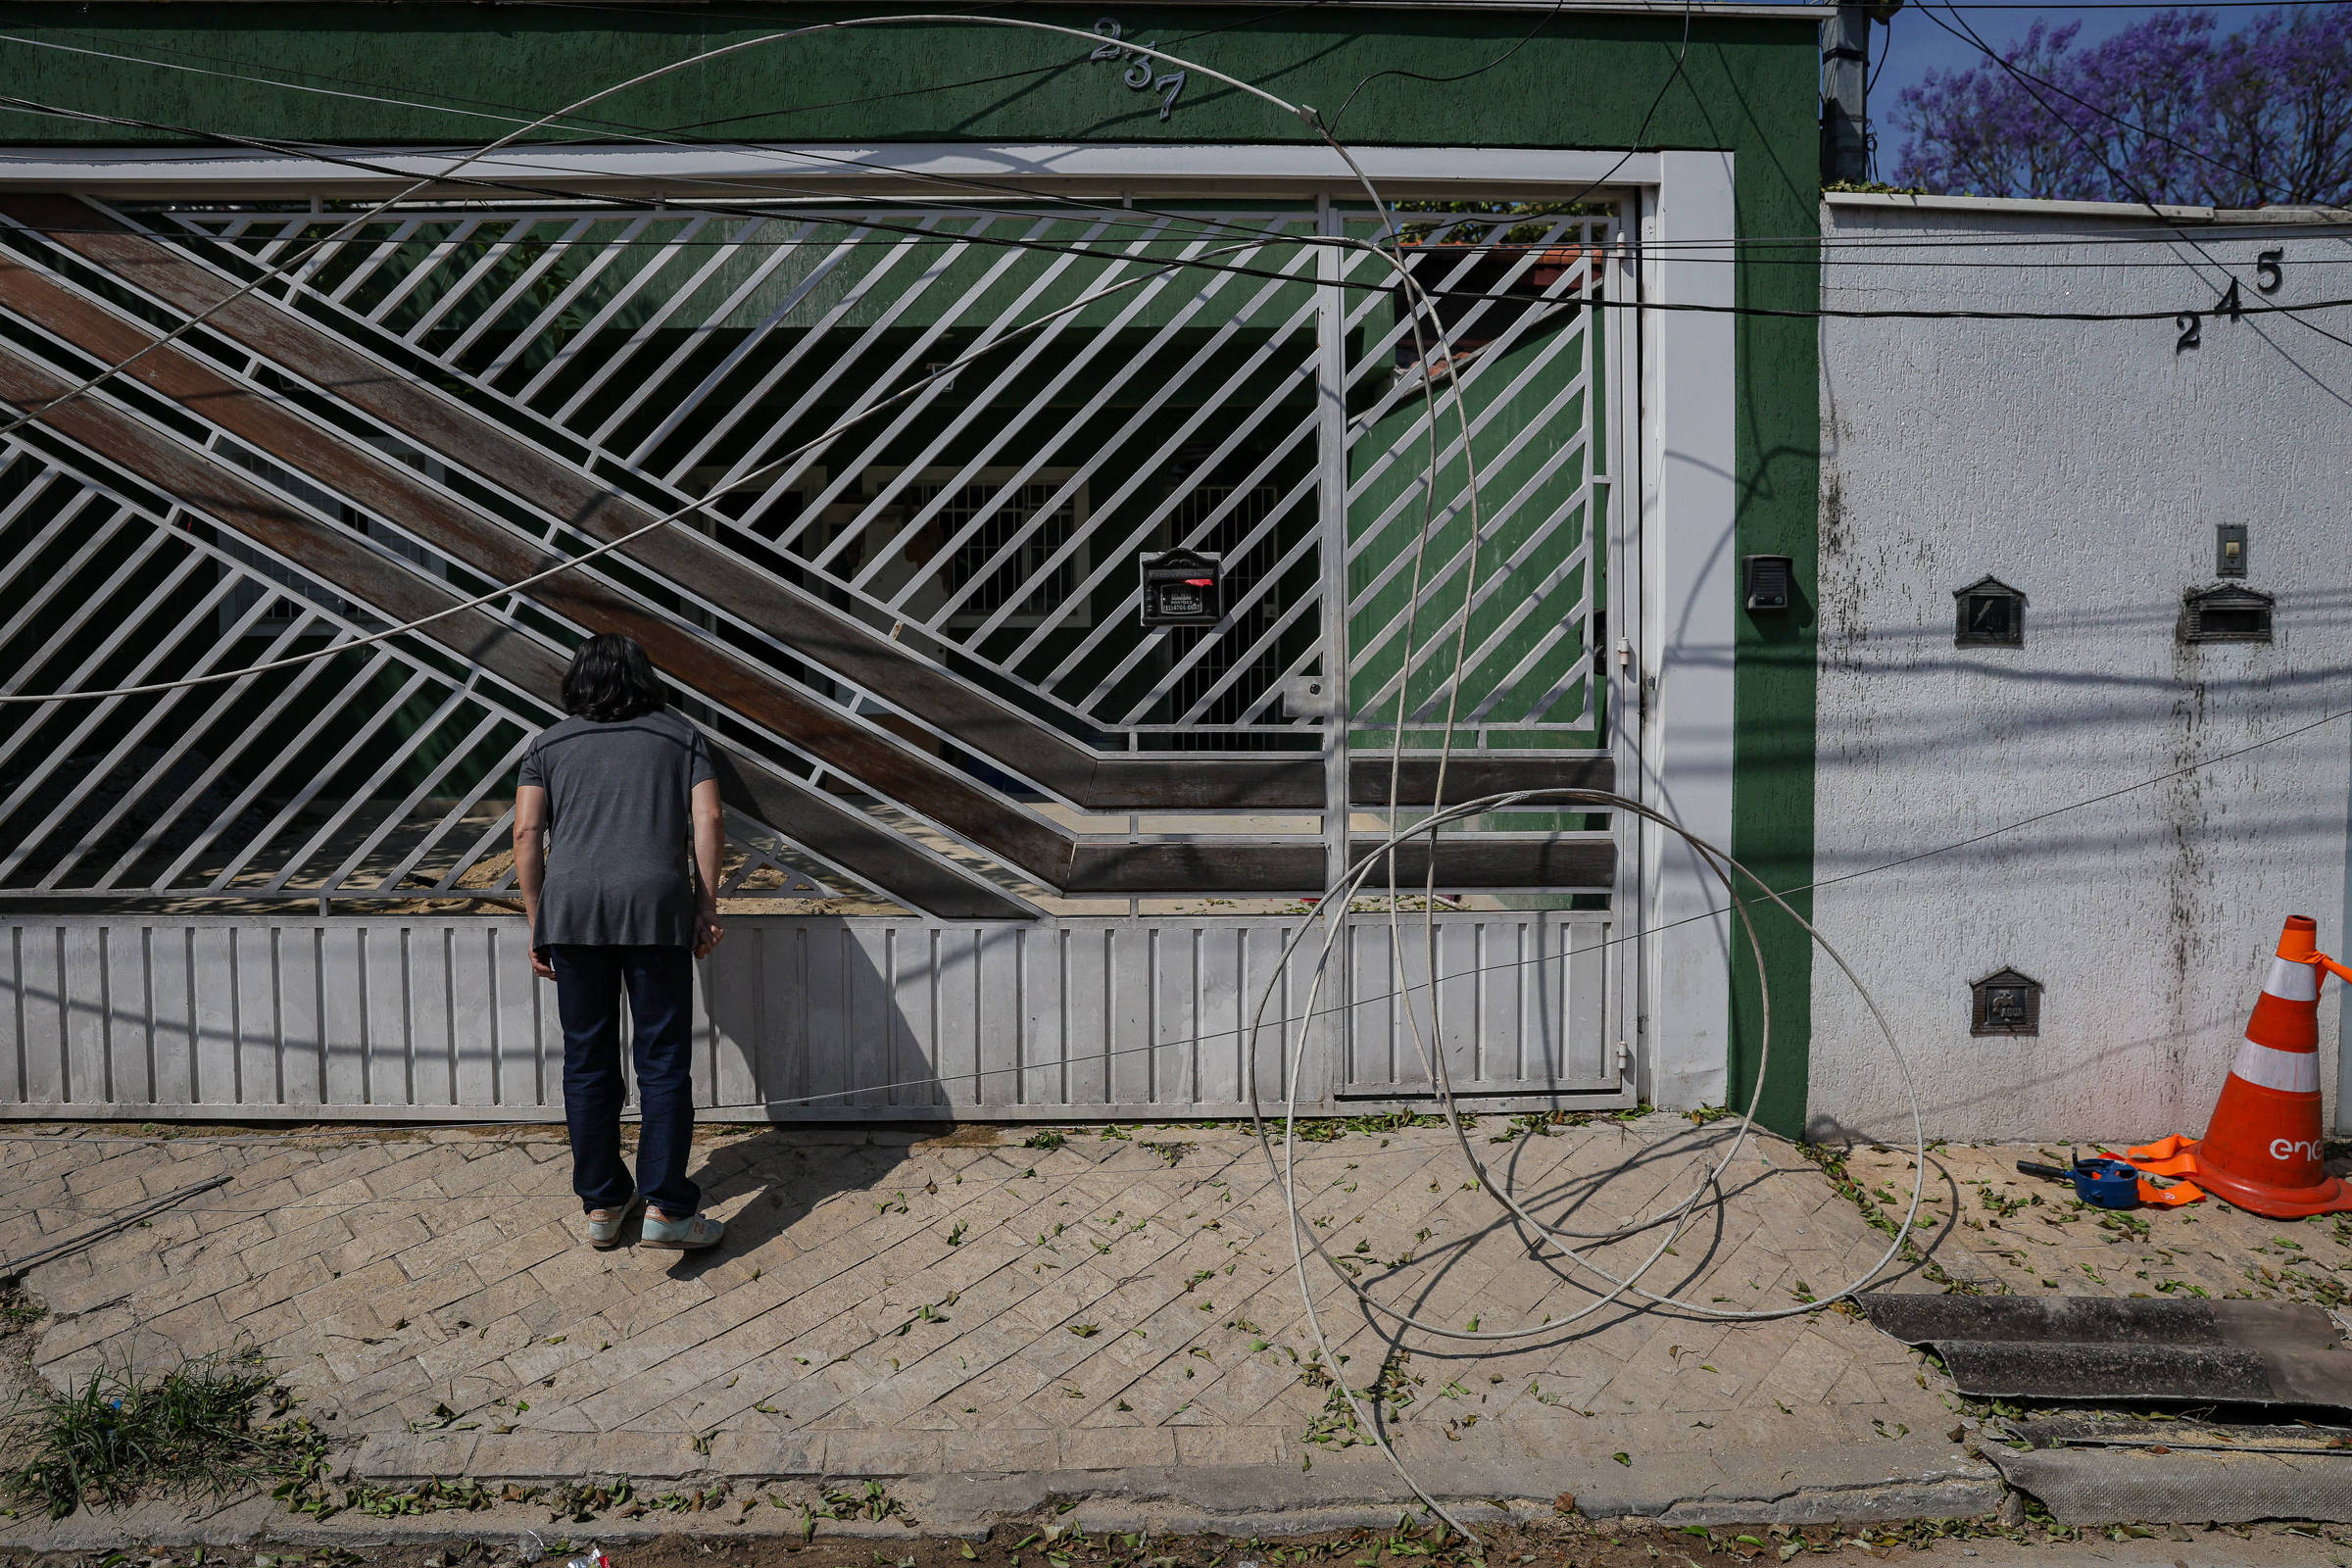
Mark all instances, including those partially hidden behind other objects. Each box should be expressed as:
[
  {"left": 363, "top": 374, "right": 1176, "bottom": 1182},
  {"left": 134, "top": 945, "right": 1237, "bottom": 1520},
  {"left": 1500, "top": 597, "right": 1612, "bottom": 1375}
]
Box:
[
  {"left": 1, "top": 912, "right": 1623, "bottom": 1120},
  {"left": 1812, "top": 196, "right": 2352, "bottom": 1142},
  {"left": 1644, "top": 150, "right": 1740, "bottom": 1112}
]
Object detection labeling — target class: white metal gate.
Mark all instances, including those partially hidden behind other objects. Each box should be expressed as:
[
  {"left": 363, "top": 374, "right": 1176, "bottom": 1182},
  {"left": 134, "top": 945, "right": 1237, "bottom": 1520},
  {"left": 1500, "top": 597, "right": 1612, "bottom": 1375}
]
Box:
[{"left": 0, "top": 172, "right": 1635, "bottom": 1114}]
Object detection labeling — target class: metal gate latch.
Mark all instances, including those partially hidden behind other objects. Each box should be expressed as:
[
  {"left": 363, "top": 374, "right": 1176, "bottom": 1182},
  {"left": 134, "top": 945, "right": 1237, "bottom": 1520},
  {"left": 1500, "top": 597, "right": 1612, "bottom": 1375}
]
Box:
[{"left": 1278, "top": 673, "right": 1342, "bottom": 719}]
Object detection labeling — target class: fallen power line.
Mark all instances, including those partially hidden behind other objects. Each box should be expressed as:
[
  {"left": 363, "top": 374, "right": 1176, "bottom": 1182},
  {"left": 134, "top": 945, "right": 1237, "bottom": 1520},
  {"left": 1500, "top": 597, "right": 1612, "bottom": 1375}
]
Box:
[{"left": 0, "top": 1174, "right": 231, "bottom": 1284}]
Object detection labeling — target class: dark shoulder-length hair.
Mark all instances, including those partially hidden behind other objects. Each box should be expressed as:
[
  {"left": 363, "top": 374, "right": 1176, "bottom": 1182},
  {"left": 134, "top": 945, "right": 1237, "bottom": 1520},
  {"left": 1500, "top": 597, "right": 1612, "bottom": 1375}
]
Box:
[{"left": 562, "top": 633, "right": 670, "bottom": 722}]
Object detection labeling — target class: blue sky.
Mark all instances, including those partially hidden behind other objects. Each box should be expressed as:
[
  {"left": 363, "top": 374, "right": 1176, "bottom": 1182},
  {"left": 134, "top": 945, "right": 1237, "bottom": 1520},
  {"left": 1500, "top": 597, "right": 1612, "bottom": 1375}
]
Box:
[{"left": 1860, "top": 3, "right": 2260, "bottom": 177}]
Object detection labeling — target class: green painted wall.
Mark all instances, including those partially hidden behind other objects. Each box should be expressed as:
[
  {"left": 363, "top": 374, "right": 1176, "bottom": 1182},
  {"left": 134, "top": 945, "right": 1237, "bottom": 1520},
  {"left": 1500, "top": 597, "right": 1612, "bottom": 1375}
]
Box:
[
  {"left": 0, "top": 6, "right": 1807, "bottom": 159},
  {"left": 0, "top": 2, "right": 1821, "bottom": 1132},
  {"left": 1732, "top": 318, "right": 1821, "bottom": 1140}
]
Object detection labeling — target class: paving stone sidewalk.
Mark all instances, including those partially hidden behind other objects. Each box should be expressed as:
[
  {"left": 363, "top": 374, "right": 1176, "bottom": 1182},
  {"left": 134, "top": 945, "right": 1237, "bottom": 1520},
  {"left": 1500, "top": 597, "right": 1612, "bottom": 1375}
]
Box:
[{"left": 2, "top": 1115, "right": 1993, "bottom": 1522}]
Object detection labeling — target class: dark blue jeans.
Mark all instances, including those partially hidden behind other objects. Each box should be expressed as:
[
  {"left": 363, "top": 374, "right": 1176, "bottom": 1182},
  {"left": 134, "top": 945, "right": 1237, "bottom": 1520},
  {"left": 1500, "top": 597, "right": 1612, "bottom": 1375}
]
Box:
[{"left": 549, "top": 944, "right": 701, "bottom": 1218}]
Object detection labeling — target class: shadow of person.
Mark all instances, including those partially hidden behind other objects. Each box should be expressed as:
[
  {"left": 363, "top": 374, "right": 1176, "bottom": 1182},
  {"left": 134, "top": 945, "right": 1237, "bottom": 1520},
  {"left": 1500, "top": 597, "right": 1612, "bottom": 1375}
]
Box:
[
  {"left": 661, "top": 1125, "right": 946, "bottom": 1283},
  {"left": 649, "top": 912, "right": 953, "bottom": 1281}
]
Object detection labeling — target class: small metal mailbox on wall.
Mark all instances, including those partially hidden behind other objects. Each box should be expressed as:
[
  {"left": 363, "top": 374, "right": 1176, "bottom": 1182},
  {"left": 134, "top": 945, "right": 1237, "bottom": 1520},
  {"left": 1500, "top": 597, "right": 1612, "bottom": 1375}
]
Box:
[
  {"left": 1139, "top": 549, "right": 1223, "bottom": 626},
  {"left": 1742, "top": 554, "right": 1792, "bottom": 612},
  {"left": 2181, "top": 583, "right": 2274, "bottom": 644},
  {"left": 1971, "top": 967, "right": 2042, "bottom": 1036},
  {"left": 1953, "top": 576, "right": 2025, "bottom": 647}
]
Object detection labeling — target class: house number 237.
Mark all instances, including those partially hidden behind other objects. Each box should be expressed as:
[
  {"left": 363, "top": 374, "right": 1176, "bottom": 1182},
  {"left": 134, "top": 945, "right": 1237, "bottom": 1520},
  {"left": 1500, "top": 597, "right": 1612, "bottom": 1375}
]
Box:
[{"left": 1091, "top": 20, "right": 1187, "bottom": 121}]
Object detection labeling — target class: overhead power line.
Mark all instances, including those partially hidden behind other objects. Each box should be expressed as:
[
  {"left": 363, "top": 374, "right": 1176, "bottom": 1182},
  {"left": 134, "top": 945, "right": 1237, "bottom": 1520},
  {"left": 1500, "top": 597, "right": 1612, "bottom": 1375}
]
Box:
[
  {"left": 66, "top": 218, "right": 2352, "bottom": 269},
  {"left": 8, "top": 91, "right": 2351, "bottom": 327},
  {"left": 3, "top": 25, "right": 2344, "bottom": 270},
  {"left": 1915, "top": 0, "right": 2352, "bottom": 399},
  {"left": 5, "top": 22, "right": 2342, "bottom": 245}
]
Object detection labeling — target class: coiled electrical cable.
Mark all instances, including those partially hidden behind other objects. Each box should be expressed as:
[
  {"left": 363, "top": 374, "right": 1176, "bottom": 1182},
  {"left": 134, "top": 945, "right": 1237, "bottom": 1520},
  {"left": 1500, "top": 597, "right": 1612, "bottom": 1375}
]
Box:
[
  {"left": 1243, "top": 793, "right": 1926, "bottom": 1537},
  {"left": 1228, "top": 77, "right": 1929, "bottom": 1533}
]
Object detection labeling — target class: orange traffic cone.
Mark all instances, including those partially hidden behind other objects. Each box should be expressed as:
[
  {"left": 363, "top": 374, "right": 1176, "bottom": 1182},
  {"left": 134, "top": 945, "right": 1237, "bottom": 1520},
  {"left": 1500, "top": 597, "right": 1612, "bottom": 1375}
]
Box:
[{"left": 2127, "top": 915, "right": 2352, "bottom": 1219}]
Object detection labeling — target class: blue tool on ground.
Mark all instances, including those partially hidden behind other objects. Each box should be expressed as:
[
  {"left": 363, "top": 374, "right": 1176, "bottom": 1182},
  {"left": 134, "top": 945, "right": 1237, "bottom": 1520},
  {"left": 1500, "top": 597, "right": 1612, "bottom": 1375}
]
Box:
[{"left": 2015, "top": 1153, "right": 2143, "bottom": 1209}]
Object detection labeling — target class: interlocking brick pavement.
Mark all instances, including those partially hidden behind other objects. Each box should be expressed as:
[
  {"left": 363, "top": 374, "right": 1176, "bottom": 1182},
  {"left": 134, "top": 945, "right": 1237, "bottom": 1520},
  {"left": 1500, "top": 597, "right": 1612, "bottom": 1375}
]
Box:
[{"left": 3, "top": 1115, "right": 1967, "bottom": 1492}]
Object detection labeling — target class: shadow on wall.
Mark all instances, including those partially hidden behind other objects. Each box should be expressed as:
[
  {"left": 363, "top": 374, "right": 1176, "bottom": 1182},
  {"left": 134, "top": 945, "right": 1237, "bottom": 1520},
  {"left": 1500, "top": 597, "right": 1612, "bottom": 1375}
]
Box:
[
  {"left": 693, "top": 919, "right": 955, "bottom": 1121},
  {"left": 1798, "top": 997, "right": 2252, "bottom": 1147},
  {"left": 1805, "top": 588, "right": 2352, "bottom": 873}
]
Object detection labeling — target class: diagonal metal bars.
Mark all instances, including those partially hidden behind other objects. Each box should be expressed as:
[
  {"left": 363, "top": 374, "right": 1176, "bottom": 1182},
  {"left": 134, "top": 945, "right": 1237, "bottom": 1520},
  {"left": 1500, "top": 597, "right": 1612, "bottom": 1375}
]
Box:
[
  {"left": 0, "top": 419, "right": 997, "bottom": 910},
  {"left": 220, "top": 203, "right": 1336, "bottom": 740},
  {"left": 0, "top": 193, "right": 1622, "bottom": 911},
  {"left": 0, "top": 442, "right": 555, "bottom": 904},
  {"left": 1342, "top": 217, "right": 1611, "bottom": 748}
]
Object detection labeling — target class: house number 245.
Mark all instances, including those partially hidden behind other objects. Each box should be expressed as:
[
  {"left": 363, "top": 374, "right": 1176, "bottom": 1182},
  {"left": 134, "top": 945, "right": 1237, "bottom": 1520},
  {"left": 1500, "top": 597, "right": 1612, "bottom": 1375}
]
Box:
[
  {"left": 2176, "top": 248, "right": 2284, "bottom": 353},
  {"left": 1091, "top": 20, "right": 1187, "bottom": 121}
]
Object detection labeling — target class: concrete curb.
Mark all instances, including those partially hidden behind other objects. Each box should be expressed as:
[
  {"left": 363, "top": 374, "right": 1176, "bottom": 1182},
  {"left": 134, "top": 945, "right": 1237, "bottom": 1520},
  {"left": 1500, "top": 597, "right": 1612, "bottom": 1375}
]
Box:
[
  {"left": 0, "top": 1441, "right": 2007, "bottom": 1550},
  {"left": 345, "top": 1430, "right": 2003, "bottom": 1527},
  {"left": 1, "top": 1442, "right": 2007, "bottom": 1551},
  {"left": 926, "top": 1442, "right": 2005, "bottom": 1531}
]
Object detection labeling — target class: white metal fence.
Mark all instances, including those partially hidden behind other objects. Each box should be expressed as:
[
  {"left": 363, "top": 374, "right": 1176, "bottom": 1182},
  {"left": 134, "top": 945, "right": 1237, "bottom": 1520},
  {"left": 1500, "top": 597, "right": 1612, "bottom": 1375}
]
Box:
[{"left": 0, "top": 912, "right": 1622, "bottom": 1119}]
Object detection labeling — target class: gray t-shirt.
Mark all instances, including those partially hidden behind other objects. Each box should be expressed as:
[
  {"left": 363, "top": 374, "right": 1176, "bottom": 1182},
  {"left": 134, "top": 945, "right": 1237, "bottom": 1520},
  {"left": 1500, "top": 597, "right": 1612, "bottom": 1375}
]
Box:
[{"left": 517, "top": 709, "right": 716, "bottom": 949}]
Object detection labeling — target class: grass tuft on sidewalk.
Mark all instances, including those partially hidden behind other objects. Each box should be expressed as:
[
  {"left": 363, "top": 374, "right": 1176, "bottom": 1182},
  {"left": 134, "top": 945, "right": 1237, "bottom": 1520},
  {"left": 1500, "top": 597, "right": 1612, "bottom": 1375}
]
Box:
[{"left": 3, "top": 1347, "right": 314, "bottom": 1518}]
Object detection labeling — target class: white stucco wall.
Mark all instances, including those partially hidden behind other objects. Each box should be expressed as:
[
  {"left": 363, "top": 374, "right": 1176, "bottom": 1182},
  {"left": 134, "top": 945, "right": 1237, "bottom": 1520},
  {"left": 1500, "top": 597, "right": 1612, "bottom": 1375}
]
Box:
[{"left": 1811, "top": 194, "right": 2352, "bottom": 1143}]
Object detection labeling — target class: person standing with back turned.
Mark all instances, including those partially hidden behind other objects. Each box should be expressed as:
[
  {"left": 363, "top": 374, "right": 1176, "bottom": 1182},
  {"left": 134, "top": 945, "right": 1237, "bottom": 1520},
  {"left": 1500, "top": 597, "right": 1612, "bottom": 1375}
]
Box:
[{"left": 514, "top": 633, "right": 727, "bottom": 1252}]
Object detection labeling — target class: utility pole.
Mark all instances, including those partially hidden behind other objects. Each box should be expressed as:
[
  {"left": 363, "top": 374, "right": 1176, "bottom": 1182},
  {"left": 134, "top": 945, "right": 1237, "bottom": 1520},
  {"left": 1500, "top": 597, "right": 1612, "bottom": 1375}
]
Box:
[{"left": 1820, "top": 1, "right": 1876, "bottom": 184}]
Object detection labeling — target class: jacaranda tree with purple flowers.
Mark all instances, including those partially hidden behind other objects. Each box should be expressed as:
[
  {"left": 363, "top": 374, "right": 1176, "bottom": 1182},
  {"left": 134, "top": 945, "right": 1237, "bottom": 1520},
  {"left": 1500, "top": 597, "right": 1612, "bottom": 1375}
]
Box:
[{"left": 1891, "top": 6, "right": 2352, "bottom": 207}]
